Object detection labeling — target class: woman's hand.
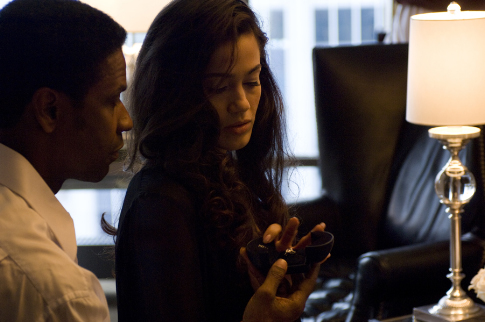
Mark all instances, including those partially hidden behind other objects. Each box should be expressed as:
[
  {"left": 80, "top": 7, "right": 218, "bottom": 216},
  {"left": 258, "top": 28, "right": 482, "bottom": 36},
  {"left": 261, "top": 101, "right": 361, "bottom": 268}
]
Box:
[
  {"left": 241, "top": 257, "right": 324, "bottom": 322},
  {"left": 240, "top": 218, "right": 329, "bottom": 292},
  {"left": 263, "top": 217, "right": 326, "bottom": 252}
]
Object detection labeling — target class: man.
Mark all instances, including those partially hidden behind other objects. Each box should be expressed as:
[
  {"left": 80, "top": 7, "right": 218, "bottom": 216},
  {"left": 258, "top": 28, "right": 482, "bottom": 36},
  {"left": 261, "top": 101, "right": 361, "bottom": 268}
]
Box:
[
  {"left": 0, "top": 1, "right": 321, "bottom": 321},
  {"left": 0, "top": 0, "right": 132, "bottom": 320}
]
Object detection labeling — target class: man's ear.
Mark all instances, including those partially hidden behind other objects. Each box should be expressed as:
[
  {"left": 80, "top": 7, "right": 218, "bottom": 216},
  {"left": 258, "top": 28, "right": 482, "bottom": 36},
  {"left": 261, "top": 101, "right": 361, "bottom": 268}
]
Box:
[{"left": 31, "top": 87, "right": 64, "bottom": 133}]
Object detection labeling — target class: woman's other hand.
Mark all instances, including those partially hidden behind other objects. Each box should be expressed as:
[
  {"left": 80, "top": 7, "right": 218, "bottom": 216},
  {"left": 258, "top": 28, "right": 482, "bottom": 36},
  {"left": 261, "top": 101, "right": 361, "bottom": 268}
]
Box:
[{"left": 241, "top": 257, "right": 324, "bottom": 322}]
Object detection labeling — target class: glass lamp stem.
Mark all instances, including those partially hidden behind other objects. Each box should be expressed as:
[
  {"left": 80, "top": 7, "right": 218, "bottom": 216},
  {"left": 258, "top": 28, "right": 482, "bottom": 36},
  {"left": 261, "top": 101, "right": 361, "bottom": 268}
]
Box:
[
  {"left": 448, "top": 206, "right": 465, "bottom": 300},
  {"left": 427, "top": 127, "right": 483, "bottom": 320}
]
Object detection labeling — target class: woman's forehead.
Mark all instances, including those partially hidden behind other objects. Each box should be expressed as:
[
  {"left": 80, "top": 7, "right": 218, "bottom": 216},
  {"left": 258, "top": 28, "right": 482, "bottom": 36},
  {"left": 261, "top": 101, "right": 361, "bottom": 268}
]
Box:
[{"left": 206, "top": 33, "right": 260, "bottom": 75}]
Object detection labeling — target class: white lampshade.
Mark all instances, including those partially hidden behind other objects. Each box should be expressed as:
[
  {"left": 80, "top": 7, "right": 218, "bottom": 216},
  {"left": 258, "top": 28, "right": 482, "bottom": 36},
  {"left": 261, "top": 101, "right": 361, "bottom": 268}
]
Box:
[
  {"left": 406, "top": 6, "right": 485, "bottom": 126},
  {"left": 81, "top": 0, "right": 171, "bottom": 32}
]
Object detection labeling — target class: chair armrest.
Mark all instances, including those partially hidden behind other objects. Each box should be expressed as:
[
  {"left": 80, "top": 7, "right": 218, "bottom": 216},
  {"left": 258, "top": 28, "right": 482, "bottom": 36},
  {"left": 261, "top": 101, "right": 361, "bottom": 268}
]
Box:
[{"left": 346, "top": 234, "right": 485, "bottom": 321}]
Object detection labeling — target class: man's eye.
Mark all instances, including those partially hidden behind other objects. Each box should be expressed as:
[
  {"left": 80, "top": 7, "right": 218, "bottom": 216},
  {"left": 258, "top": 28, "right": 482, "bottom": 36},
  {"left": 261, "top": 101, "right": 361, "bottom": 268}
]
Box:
[{"left": 245, "top": 81, "right": 261, "bottom": 87}]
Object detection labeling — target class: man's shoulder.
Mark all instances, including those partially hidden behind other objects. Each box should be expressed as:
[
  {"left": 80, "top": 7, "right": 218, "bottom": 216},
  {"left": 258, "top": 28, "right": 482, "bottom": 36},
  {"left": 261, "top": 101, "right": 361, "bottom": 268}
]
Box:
[
  {"left": 0, "top": 243, "right": 108, "bottom": 321},
  {"left": 0, "top": 183, "right": 30, "bottom": 212},
  {"left": 0, "top": 246, "right": 7, "bottom": 262},
  {"left": 0, "top": 250, "right": 48, "bottom": 321},
  {"left": 0, "top": 225, "right": 97, "bottom": 299},
  {"left": 0, "top": 185, "right": 104, "bottom": 312}
]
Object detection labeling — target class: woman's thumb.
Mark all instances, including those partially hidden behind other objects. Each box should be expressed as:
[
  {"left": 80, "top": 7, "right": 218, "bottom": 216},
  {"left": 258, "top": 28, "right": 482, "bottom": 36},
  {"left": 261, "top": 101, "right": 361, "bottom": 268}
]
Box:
[{"left": 259, "top": 259, "right": 288, "bottom": 296}]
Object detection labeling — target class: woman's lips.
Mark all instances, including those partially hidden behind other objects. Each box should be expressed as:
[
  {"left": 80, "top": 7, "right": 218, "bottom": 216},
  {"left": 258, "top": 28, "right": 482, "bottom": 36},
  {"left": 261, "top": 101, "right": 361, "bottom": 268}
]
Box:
[{"left": 224, "top": 121, "right": 252, "bottom": 135}]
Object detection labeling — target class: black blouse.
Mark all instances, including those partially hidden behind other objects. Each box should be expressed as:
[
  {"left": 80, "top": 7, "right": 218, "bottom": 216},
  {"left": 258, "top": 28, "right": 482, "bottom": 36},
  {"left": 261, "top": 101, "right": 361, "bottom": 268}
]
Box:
[{"left": 115, "top": 166, "right": 254, "bottom": 322}]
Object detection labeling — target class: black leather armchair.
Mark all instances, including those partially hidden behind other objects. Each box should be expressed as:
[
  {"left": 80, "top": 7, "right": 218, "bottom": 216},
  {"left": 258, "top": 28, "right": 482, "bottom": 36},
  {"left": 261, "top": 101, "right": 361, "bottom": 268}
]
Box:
[{"left": 293, "top": 43, "right": 485, "bottom": 322}]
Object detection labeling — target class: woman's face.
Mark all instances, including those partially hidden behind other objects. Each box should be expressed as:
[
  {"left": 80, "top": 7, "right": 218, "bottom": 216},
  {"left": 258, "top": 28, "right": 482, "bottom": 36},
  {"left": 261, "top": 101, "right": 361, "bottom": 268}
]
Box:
[{"left": 203, "top": 32, "right": 262, "bottom": 152}]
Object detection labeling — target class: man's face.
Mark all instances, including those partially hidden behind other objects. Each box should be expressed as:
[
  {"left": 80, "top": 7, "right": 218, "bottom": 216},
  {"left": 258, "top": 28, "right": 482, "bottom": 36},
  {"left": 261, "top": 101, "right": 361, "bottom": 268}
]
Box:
[{"left": 60, "top": 49, "right": 133, "bottom": 182}]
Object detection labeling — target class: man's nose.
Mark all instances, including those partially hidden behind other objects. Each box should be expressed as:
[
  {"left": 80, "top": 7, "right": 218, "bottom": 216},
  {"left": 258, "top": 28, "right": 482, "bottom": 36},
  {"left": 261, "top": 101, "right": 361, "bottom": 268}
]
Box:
[{"left": 118, "top": 103, "right": 133, "bottom": 132}]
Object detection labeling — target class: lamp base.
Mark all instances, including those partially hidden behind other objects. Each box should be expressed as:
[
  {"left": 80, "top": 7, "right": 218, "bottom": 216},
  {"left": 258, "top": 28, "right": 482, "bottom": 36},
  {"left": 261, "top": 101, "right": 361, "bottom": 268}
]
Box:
[{"left": 413, "top": 304, "right": 485, "bottom": 322}]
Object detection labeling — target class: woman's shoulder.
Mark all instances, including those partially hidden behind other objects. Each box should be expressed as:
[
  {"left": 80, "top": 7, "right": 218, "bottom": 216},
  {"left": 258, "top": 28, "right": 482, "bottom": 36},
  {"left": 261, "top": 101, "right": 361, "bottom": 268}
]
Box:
[
  {"left": 135, "top": 166, "right": 182, "bottom": 189},
  {"left": 123, "top": 166, "right": 194, "bottom": 209}
]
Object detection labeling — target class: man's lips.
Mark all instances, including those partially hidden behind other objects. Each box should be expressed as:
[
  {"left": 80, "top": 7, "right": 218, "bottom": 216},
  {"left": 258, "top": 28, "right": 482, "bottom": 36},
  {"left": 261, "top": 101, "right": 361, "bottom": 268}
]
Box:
[{"left": 110, "top": 144, "right": 124, "bottom": 161}]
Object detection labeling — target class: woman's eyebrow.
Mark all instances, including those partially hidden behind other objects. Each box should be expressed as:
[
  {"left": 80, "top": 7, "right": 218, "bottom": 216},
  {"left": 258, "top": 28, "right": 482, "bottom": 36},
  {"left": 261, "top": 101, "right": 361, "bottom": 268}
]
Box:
[
  {"left": 204, "top": 64, "right": 262, "bottom": 79},
  {"left": 248, "top": 64, "right": 262, "bottom": 75}
]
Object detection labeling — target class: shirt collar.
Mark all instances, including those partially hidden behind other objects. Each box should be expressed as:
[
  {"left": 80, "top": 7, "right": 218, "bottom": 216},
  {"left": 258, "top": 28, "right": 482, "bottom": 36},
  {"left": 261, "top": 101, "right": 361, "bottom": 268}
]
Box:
[{"left": 0, "top": 143, "right": 77, "bottom": 261}]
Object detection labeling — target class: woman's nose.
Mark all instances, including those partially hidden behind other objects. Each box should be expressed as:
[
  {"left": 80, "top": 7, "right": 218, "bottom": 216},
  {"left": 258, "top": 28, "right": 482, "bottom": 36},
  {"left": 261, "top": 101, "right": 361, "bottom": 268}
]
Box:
[{"left": 228, "top": 85, "right": 250, "bottom": 113}]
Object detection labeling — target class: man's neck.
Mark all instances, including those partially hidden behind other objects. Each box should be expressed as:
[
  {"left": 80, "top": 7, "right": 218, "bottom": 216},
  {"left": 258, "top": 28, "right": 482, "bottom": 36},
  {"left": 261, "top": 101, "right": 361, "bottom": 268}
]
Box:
[{"left": 0, "top": 133, "right": 64, "bottom": 194}]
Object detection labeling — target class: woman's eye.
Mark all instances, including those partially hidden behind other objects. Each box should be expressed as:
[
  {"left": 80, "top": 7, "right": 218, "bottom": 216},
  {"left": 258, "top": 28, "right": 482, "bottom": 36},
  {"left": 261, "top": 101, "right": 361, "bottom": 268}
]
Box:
[
  {"left": 204, "top": 81, "right": 228, "bottom": 95},
  {"left": 245, "top": 81, "right": 261, "bottom": 87},
  {"left": 212, "top": 86, "right": 228, "bottom": 94}
]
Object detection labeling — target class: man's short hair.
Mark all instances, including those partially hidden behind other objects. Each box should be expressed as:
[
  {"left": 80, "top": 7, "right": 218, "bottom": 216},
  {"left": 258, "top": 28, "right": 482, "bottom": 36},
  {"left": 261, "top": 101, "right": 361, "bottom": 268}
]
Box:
[{"left": 0, "top": 0, "right": 127, "bottom": 128}]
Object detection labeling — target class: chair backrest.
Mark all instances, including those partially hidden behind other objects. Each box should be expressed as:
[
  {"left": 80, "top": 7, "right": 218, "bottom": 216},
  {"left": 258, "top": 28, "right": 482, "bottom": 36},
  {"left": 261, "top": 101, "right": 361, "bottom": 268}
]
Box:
[
  {"left": 312, "top": 43, "right": 484, "bottom": 255},
  {"left": 313, "top": 44, "right": 410, "bottom": 255}
]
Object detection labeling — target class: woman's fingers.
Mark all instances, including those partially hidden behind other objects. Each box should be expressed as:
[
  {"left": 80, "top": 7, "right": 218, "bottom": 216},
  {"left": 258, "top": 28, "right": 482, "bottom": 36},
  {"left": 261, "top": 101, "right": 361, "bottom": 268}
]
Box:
[
  {"left": 293, "top": 222, "right": 326, "bottom": 250},
  {"left": 275, "top": 217, "right": 299, "bottom": 252},
  {"left": 263, "top": 219, "right": 327, "bottom": 252},
  {"left": 263, "top": 223, "right": 283, "bottom": 244}
]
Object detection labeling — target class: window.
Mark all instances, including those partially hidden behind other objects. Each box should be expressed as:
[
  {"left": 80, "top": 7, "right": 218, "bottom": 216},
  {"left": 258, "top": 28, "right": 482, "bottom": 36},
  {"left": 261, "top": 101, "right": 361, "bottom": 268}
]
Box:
[
  {"left": 338, "top": 8, "right": 352, "bottom": 43},
  {"left": 315, "top": 9, "right": 329, "bottom": 44},
  {"left": 56, "top": 189, "right": 126, "bottom": 245},
  {"left": 361, "top": 7, "right": 375, "bottom": 42},
  {"left": 270, "top": 10, "right": 284, "bottom": 39},
  {"left": 249, "top": 0, "right": 393, "bottom": 203}
]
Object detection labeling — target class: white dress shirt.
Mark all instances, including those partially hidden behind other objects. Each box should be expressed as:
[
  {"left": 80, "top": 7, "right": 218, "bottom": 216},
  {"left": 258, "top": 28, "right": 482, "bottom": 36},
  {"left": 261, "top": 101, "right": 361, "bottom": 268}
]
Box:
[{"left": 0, "top": 143, "right": 109, "bottom": 322}]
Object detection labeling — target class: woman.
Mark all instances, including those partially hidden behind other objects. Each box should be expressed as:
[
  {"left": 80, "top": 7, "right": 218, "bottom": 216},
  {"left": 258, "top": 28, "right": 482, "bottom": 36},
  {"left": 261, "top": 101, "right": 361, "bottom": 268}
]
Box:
[{"left": 113, "top": 0, "right": 326, "bottom": 321}]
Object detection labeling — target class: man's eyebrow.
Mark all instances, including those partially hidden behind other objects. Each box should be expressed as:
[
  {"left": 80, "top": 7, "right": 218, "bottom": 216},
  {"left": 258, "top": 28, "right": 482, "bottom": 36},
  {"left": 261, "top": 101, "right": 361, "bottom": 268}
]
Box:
[{"left": 204, "top": 64, "right": 262, "bottom": 79}]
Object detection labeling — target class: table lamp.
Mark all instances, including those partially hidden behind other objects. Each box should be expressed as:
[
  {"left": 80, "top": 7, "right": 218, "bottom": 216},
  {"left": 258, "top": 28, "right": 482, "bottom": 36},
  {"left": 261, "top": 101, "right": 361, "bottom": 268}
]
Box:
[{"left": 406, "top": 2, "right": 485, "bottom": 321}]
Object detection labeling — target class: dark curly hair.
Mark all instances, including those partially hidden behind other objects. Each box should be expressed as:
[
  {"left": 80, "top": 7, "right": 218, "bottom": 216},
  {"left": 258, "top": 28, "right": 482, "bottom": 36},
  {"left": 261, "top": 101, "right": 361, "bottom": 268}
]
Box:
[{"left": 125, "top": 0, "right": 292, "bottom": 250}]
